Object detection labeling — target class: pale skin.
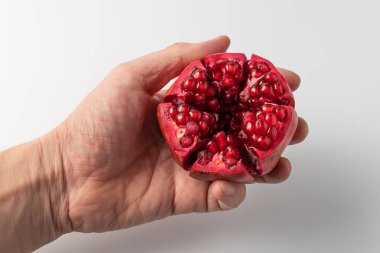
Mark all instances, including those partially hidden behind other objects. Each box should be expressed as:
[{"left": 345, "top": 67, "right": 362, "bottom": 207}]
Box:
[{"left": 0, "top": 36, "right": 308, "bottom": 252}]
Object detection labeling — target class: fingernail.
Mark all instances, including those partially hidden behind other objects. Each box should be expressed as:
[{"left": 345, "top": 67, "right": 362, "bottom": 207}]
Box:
[{"left": 223, "top": 183, "right": 236, "bottom": 196}]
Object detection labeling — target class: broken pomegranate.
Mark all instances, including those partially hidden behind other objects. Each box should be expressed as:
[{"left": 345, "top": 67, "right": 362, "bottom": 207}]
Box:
[{"left": 157, "top": 53, "right": 297, "bottom": 182}]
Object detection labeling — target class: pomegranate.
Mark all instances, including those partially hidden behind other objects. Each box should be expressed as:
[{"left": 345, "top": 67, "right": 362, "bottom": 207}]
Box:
[{"left": 157, "top": 53, "right": 297, "bottom": 182}]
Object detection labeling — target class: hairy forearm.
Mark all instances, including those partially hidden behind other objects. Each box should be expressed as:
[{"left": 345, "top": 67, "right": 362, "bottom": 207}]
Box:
[{"left": 0, "top": 132, "right": 71, "bottom": 252}]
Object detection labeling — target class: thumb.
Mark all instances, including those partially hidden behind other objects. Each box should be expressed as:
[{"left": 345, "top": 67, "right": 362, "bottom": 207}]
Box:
[{"left": 126, "top": 36, "right": 230, "bottom": 95}]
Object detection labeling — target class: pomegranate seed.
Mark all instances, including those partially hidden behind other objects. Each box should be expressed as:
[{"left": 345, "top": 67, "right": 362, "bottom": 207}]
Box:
[
  {"left": 201, "top": 113, "right": 210, "bottom": 122},
  {"left": 251, "top": 134, "right": 259, "bottom": 143},
  {"left": 198, "top": 151, "right": 212, "bottom": 165},
  {"left": 177, "top": 104, "right": 190, "bottom": 114},
  {"left": 255, "top": 120, "right": 269, "bottom": 135},
  {"left": 175, "top": 113, "right": 188, "bottom": 126},
  {"left": 257, "top": 136, "right": 271, "bottom": 150},
  {"left": 189, "top": 109, "right": 201, "bottom": 121},
  {"left": 205, "top": 86, "right": 216, "bottom": 97},
  {"left": 220, "top": 76, "right": 235, "bottom": 89},
  {"left": 264, "top": 72, "right": 278, "bottom": 83},
  {"left": 215, "top": 132, "right": 228, "bottom": 150},
  {"left": 260, "top": 83, "right": 274, "bottom": 98},
  {"left": 238, "top": 94, "right": 248, "bottom": 103},
  {"left": 186, "top": 121, "right": 199, "bottom": 135},
  {"left": 184, "top": 92, "right": 193, "bottom": 101},
  {"left": 258, "top": 97, "right": 269, "bottom": 105},
  {"left": 273, "top": 82, "right": 284, "bottom": 96},
  {"left": 192, "top": 69, "right": 207, "bottom": 81},
  {"left": 202, "top": 113, "right": 216, "bottom": 125},
  {"left": 248, "top": 98, "right": 259, "bottom": 107},
  {"left": 275, "top": 106, "right": 287, "bottom": 121},
  {"left": 230, "top": 120, "right": 240, "bottom": 131},
  {"left": 256, "top": 111, "right": 265, "bottom": 120},
  {"left": 207, "top": 98, "right": 219, "bottom": 108},
  {"left": 235, "top": 69, "right": 244, "bottom": 82},
  {"left": 180, "top": 135, "right": 193, "bottom": 148},
  {"left": 208, "top": 114, "right": 217, "bottom": 125},
  {"left": 223, "top": 92, "right": 234, "bottom": 104},
  {"left": 235, "top": 112, "right": 243, "bottom": 121},
  {"left": 244, "top": 121, "right": 255, "bottom": 135},
  {"left": 225, "top": 62, "right": 240, "bottom": 75},
  {"left": 199, "top": 121, "right": 211, "bottom": 137},
  {"left": 215, "top": 58, "right": 229, "bottom": 68},
  {"left": 268, "top": 127, "right": 278, "bottom": 140},
  {"left": 224, "top": 146, "right": 239, "bottom": 159},
  {"left": 207, "top": 140, "right": 219, "bottom": 154},
  {"left": 252, "top": 69, "right": 263, "bottom": 78},
  {"left": 265, "top": 113, "right": 278, "bottom": 126},
  {"left": 227, "top": 135, "right": 238, "bottom": 145},
  {"left": 229, "top": 85, "right": 239, "bottom": 93},
  {"left": 194, "top": 93, "right": 206, "bottom": 105},
  {"left": 212, "top": 70, "right": 223, "bottom": 80},
  {"left": 247, "top": 62, "right": 255, "bottom": 71},
  {"left": 279, "top": 97, "right": 294, "bottom": 106},
  {"left": 196, "top": 81, "right": 208, "bottom": 92},
  {"left": 239, "top": 103, "right": 248, "bottom": 109},
  {"left": 182, "top": 78, "right": 196, "bottom": 91},
  {"left": 256, "top": 62, "right": 270, "bottom": 73},
  {"left": 262, "top": 104, "right": 275, "bottom": 113},
  {"left": 225, "top": 158, "right": 238, "bottom": 167},
  {"left": 168, "top": 106, "right": 177, "bottom": 119},
  {"left": 249, "top": 85, "right": 260, "bottom": 97}
]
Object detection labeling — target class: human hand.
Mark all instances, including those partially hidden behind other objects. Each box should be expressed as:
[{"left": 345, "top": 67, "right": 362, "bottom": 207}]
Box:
[{"left": 52, "top": 36, "right": 308, "bottom": 233}]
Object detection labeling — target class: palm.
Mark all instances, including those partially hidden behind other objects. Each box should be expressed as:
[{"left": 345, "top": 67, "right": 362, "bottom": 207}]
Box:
[{"left": 61, "top": 72, "right": 210, "bottom": 232}]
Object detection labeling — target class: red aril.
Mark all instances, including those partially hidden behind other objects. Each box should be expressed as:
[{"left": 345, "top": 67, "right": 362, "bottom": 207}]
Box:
[{"left": 157, "top": 53, "right": 297, "bottom": 182}]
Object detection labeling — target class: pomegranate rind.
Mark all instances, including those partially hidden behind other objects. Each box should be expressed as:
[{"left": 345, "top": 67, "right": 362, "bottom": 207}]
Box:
[{"left": 190, "top": 160, "right": 254, "bottom": 183}]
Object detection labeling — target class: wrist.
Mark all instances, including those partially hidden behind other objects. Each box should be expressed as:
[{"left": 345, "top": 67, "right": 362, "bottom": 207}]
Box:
[
  {"left": 0, "top": 129, "right": 72, "bottom": 252},
  {"left": 36, "top": 128, "right": 73, "bottom": 235}
]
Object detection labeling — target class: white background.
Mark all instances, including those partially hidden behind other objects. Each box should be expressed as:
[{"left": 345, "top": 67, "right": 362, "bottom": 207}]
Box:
[{"left": 1, "top": 0, "right": 379, "bottom": 252}]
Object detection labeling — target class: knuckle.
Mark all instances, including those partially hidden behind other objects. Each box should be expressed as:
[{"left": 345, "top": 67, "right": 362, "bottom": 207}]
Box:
[{"left": 168, "top": 42, "right": 190, "bottom": 51}]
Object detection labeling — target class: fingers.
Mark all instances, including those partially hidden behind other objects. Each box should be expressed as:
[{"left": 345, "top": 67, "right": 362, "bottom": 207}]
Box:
[
  {"left": 290, "top": 117, "right": 309, "bottom": 145},
  {"left": 207, "top": 180, "right": 246, "bottom": 211},
  {"left": 254, "top": 157, "right": 292, "bottom": 184},
  {"left": 278, "top": 68, "right": 301, "bottom": 92},
  {"left": 129, "top": 36, "right": 230, "bottom": 95}
]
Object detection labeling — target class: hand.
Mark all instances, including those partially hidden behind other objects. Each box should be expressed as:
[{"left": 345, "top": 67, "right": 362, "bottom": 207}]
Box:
[{"left": 54, "top": 36, "right": 308, "bottom": 233}]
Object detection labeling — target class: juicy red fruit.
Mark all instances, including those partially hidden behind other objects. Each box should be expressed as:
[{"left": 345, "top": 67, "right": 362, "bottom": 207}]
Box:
[{"left": 158, "top": 53, "right": 298, "bottom": 183}]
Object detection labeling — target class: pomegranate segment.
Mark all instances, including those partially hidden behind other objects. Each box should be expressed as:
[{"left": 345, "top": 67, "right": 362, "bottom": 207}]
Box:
[
  {"left": 157, "top": 53, "right": 298, "bottom": 183},
  {"left": 240, "top": 54, "right": 295, "bottom": 108},
  {"left": 164, "top": 60, "right": 220, "bottom": 112},
  {"left": 157, "top": 103, "right": 217, "bottom": 169},
  {"left": 203, "top": 53, "right": 247, "bottom": 106}
]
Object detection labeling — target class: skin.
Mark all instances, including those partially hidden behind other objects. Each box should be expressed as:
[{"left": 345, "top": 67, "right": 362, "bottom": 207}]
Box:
[{"left": 0, "top": 36, "right": 308, "bottom": 252}]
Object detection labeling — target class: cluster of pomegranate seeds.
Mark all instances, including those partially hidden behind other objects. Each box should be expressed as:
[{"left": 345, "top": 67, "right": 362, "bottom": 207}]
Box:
[
  {"left": 181, "top": 69, "right": 220, "bottom": 112},
  {"left": 158, "top": 53, "right": 296, "bottom": 181},
  {"left": 205, "top": 59, "right": 244, "bottom": 105},
  {"left": 168, "top": 104, "right": 217, "bottom": 148},
  {"left": 239, "top": 104, "right": 288, "bottom": 150},
  {"left": 198, "top": 132, "right": 241, "bottom": 169}
]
